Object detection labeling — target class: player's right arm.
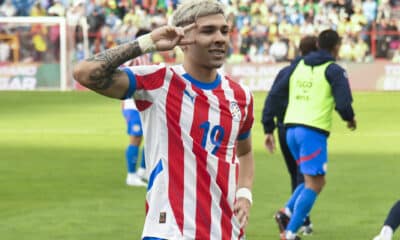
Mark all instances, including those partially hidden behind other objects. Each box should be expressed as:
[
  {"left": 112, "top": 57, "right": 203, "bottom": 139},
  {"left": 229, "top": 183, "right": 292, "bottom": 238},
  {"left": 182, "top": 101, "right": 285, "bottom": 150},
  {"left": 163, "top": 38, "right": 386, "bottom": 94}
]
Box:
[
  {"left": 73, "top": 24, "right": 195, "bottom": 99},
  {"left": 73, "top": 42, "right": 139, "bottom": 99}
]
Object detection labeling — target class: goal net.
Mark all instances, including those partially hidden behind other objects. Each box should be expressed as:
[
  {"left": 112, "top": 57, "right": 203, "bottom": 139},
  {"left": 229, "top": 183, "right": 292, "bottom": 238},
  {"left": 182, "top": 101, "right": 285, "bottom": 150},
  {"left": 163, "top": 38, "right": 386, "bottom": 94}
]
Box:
[{"left": 0, "top": 17, "right": 69, "bottom": 90}]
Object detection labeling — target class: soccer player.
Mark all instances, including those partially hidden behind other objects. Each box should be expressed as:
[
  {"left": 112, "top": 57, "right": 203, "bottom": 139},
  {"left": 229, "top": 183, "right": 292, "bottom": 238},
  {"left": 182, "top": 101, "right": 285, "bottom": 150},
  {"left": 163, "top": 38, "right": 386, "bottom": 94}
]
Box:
[
  {"left": 266, "top": 29, "right": 357, "bottom": 240},
  {"left": 122, "top": 98, "right": 147, "bottom": 187},
  {"left": 262, "top": 35, "right": 318, "bottom": 235},
  {"left": 122, "top": 28, "right": 152, "bottom": 187},
  {"left": 73, "top": 1, "right": 255, "bottom": 239},
  {"left": 373, "top": 200, "right": 400, "bottom": 240}
]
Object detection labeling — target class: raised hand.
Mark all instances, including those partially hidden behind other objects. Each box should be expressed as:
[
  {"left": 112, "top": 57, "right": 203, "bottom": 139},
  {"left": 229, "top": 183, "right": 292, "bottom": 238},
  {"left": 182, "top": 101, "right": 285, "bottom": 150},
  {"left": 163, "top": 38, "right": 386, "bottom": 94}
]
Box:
[{"left": 150, "top": 23, "right": 196, "bottom": 51}]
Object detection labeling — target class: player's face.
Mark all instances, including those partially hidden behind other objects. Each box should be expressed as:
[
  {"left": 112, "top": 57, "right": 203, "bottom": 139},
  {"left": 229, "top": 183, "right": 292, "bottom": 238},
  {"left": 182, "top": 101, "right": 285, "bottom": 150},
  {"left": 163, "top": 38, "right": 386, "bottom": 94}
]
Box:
[{"left": 184, "top": 14, "right": 229, "bottom": 69}]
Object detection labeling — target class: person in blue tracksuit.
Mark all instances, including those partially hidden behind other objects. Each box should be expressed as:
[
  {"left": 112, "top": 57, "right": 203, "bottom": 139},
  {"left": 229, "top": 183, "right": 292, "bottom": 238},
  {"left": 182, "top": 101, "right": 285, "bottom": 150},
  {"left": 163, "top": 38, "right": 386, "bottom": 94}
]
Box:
[
  {"left": 373, "top": 200, "right": 400, "bottom": 240},
  {"left": 266, "top": 29, "right": 357, "bottom": 240},
  {"left": 262, "top": 35, "right": 318, "bottom": 235}
]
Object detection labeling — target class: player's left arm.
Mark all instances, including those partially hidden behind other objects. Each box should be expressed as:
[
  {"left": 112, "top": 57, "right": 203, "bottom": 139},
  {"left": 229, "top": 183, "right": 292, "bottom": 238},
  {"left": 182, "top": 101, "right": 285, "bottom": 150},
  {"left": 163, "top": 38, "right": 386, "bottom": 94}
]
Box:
[{"left": 234, "top": 136, "right": 254, "bottom": 229}]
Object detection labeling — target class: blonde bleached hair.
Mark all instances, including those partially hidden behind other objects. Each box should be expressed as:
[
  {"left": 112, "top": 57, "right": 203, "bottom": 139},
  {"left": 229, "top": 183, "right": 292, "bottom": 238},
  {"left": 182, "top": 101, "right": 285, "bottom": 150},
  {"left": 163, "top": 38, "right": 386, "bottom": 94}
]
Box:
[{"left": 172, "top": 0, "right": 226, "bottom": 27}]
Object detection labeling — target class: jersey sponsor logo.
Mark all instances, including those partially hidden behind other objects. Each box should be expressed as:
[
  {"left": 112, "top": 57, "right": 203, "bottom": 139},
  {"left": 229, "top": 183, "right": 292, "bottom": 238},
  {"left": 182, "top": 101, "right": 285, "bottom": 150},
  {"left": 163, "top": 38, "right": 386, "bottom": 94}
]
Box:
[{"left": 230, "top": 101, "right": 241, "bottom": 122}]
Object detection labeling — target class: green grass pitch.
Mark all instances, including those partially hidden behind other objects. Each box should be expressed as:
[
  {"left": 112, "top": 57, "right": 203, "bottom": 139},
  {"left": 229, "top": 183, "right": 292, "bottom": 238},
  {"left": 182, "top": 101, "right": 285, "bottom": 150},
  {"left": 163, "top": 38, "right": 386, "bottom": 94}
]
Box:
[{"left": 0, "top": 91, "right": 399, "bottom": 240}]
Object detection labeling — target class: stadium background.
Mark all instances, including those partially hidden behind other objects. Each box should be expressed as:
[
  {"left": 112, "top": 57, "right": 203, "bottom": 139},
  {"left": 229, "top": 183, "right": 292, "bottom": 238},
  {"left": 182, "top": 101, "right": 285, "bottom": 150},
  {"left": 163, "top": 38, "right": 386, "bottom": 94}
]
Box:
[{"left": 1, "top": 0, "right": 400, "bottom": 239}]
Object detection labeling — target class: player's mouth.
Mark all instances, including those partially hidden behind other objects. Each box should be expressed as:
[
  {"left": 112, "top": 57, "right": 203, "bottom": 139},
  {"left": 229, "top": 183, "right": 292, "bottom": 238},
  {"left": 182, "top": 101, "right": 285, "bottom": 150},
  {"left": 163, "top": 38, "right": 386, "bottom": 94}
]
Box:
[{"left": 209, "top": 49, "right": 226, "bottom": 58}]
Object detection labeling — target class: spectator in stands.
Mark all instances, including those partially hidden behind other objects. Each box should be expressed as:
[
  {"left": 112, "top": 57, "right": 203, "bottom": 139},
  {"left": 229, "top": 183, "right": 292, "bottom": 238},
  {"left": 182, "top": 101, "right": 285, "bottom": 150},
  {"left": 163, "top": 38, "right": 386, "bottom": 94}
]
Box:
[
  {"left": 278, "top": 18, "right": 293, "bottom": 37},
  {"left": 31, "top": 23, "right": 48, "bottom": 62},
  {"left": 300, "top": 19, "right": 316, "bottom": 36},
  {"left": 30, "top": 2, "right": 46, "bottom": 16},
  {"left": 87, "top": 1, "right": 105, "bottom": 51},
  {"left": 122, "top": 6, "right": 140, "bottom": 28},
  {"left": 236, "top": 4, "right": 251, "bottom": 30},
  {"left": 350, "top": 5, "right": 367, "bottom": 37},
  {"left": 105, "top": 11, "right": 121, "bottom": 30},
  {"left": 392, "top": 45, "right": 400, "bottom": 63},
  {"left": 117, "top": 19, "right": 137, "bottom": 44},
  {"left": 138, "top": 7, "right": 152, "bottom": 30},
  {"left": 0, "top": 41, "right": 11, "bottom": 62},
  {"left": 376, "top": 18, "right": 391, "bottom": 58},
  {"left": 141, "top": 0, "right": 158, "bottom": 14},
  {"left": 388, "top": 18, "right": 399, "bottom": 43},
  {"left": 0, "top": 0, "right": 16, "bottom": 17},
  {"left": 339, "top": 35, "right": 354, "bottom": 61},
  {"left": 66, "top": 0, "right": 86, "bottom": 59},
  {"left": 252, "top": 19, "right": 268, "bottom": 55},
  {"left": 47, "top": 0, "right": 65, "bottom": 17},
  {"left": 363, "top": 0, "right": 378, "bottom": 25},
  {"left": 267, "top": 14, "right": 279, "bottom": 42},
  {"left": 376, "top": 0, "right": 392, "bottom": 21},
  {"left": 11, "top": 0, "right": 35, "bottom": 16},
  {"left": 2, "top": 0, "right": 399, "bottom": 62},
  {"left": 239, "top": 19, "right": 252, "bottom": 56},
  {"left": 269, "top": 38, "right": 288, "bottom": 62},
  {"left": 353, "top": 36, "right": 370, "bottom": 63}
]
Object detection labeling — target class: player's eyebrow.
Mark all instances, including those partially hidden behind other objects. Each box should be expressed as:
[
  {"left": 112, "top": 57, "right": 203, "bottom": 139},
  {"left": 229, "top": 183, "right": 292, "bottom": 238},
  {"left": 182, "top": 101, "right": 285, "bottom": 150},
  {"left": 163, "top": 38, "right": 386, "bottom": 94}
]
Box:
[{"left": 198, "top": 24, "right": 229, "bottom": 31}]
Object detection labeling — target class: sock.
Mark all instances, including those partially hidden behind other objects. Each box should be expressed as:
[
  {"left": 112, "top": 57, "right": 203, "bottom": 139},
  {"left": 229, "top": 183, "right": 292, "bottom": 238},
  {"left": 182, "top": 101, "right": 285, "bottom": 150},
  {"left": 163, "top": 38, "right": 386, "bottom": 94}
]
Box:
[
  {"left": 284, "top": 207, "right": 292, "bottom": 218},
  {"left": 140, "top": 148, "right": 146, "bottom": 169},
  {"left": 285, "top": 231, "right": 297, "bottom": 240},
  {"left": 287, "top": 188, "right": 318, "bottom": 233},
  {"left": 126, "top": 144, "right": 139, "bottom": 173},
  {"left": 384, "top": 200, "right": 400, "bottom": 232},
  {"left": 286, "top": 183, "right": 305, "bottom": 213},
  {"left": 380, "top": 225, "right": 393, "bottom": 238}
]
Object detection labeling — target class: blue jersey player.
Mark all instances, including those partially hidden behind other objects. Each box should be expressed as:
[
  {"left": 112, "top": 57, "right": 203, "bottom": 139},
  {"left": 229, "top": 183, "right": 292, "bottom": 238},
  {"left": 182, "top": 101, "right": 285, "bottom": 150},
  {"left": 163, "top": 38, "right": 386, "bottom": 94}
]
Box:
[{"left": 122, "top": 99, "right": 147, "bottom": 187}]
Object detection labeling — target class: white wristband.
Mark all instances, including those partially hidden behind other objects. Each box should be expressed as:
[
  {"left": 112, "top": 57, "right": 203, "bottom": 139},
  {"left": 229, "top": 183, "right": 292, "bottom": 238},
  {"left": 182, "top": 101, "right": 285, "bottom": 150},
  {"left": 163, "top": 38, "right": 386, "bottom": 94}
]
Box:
[
  {"left": 236, "top": 188, "right": 253, "bottom": 205},
  {"left": 137, "top": 34, "right": 156, "bottom": 53}
]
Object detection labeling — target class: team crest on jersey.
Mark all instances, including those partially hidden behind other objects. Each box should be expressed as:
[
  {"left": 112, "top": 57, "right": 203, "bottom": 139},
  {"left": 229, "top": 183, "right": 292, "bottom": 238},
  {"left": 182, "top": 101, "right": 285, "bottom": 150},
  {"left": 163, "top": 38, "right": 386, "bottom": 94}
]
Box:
[{"left": 230, "top": 102, "right": 241, "bottom": 122}]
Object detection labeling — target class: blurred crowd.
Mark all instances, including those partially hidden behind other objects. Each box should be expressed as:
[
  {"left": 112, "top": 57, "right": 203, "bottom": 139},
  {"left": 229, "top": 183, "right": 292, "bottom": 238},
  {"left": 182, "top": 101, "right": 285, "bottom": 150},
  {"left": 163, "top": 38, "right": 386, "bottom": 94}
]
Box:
[{"left": 0, "top": 0, "right": 400, "bottom": 63}]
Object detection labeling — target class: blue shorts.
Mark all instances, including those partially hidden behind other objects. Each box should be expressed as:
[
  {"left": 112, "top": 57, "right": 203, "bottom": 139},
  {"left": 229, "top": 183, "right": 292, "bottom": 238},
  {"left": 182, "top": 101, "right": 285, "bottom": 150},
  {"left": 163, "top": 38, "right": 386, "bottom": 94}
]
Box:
[
  {"left": 122, "top": 109, "right": 143, "bottom": 136},
  {"left": 286, "top": 126, "right": 328, "bottom": 176}
]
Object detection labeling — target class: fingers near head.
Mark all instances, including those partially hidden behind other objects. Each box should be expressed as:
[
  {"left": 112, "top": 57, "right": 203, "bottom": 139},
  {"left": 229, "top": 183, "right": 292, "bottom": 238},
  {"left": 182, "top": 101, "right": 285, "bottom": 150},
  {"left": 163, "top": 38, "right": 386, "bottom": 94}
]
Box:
[{"left": 183, "top": 22, "right": 197, "bottom": 33}]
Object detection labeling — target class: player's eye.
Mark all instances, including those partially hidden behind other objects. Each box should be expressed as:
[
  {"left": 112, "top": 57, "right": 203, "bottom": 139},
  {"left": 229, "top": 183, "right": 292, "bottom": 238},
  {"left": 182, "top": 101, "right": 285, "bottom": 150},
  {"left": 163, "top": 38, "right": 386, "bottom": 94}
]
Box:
[
  {"left": 221, "top": 29, "right": 229, "bottom": 35},
  {"left": 201, "top": 28, "right": 215, "bottom": 34}
]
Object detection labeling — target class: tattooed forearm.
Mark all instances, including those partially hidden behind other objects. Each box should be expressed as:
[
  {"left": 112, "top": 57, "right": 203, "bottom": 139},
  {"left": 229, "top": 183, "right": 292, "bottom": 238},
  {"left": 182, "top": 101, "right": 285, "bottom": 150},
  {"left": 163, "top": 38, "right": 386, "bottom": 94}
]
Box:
[{"left": 85, "top": 41, "right": 142, "bottom": 90}]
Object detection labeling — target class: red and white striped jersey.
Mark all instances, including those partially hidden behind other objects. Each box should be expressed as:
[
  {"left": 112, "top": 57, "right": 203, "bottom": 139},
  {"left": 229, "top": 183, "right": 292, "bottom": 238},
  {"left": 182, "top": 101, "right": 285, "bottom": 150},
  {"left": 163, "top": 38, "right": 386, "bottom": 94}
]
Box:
[
  {"left": 122, "top": 55, "right": 151, "bottom": 110},
  {"left": 123, "top": 64, "right": 254, "bottom": 240}
]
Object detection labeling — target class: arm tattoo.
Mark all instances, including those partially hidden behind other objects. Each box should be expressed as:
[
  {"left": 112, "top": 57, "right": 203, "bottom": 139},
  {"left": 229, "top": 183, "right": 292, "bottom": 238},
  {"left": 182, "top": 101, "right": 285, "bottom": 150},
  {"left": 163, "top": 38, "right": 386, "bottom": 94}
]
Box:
[{"left": 86, "top": 41, "right": 143, "bottom": 90}]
